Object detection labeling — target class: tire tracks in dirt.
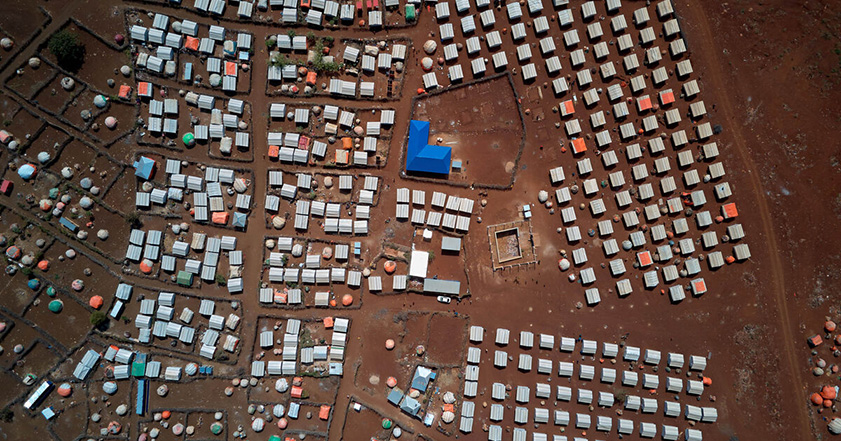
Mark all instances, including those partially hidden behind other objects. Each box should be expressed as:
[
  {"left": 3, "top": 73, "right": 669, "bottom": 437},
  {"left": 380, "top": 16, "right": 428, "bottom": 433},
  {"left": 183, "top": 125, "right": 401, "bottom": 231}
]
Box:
[{"left": 680, "top": 1, "right": 810, "bottom": 436}]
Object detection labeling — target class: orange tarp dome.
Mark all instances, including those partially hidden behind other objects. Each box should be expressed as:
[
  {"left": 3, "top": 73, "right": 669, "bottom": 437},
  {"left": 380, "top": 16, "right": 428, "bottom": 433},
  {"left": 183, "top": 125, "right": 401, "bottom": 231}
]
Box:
[
  {"left": 323, "top": 317, "right": 334, "bottom": 328},
  {"left": 812, "top": 393, "right": 825, "bottom": 405},
  {"left": 139, "top": 261, "right": 153, "bottom": 274},
  {"left": 306, "top": 71, "right": 317, "bottom": 85},
  {"left": 89, "top": 295, "right": 104, "bottom": 309},
  {"left": 37, "top": 260, "right": 50, "bottom": 271},
  {"left": 184, "top": 36, "right": 199, "bottom": 51},
  {"left": 341, "top": 137, "right": 353, "bottom": 150},
  {"left": 268, "top": 145, "right": 280, "bottom": 158},
  {"left": 212, "top": 212, "right": 229, "bottom": 225},
  {"left": 822, "top": 386, "right": 837, "bottom": 400},
  {"left": 341, "top": 294, "right": 353, "bottom": 306},
  {"left": 384, "top": 261, "right": 397, "bottom": 274}
]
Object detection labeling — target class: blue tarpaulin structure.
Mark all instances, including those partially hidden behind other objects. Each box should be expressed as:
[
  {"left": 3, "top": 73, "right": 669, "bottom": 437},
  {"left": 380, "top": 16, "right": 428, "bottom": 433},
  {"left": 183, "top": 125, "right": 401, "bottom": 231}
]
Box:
[
  {"left": 232, "top": 212, "right": 247, "bottom": 228},
  {"left": 17, "top": 164, "right": 37, "bottom": 180},
  {"left": 133, "top": 156, "right": 156, "bottom": 180},
  {"left": 406, "top": 120, "right": 451, "bottom": 175}
]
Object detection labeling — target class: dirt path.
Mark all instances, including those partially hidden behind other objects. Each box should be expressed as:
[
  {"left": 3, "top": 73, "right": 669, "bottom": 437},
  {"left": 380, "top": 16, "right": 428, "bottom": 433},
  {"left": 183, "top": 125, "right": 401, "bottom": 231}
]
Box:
[{"left": 680, "top": 0, "right": 810, "bottom": 435}]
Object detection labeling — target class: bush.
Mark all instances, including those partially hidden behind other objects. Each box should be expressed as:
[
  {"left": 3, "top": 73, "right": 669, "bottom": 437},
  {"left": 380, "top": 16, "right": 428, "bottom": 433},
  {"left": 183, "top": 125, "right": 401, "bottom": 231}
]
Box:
[
  {"left": 0, "top": 408, "right": 13, "bottom": 423},
  {"left": 215, "top": 274, "right": 227, "bottom": 285},
  {"left": 269, "top": 54, "right": 291, "bottom": 68},
  {"left": 48, "top": 30, "right": 85, "bottom": 72},
  {"left": 125, "top": 211, "right": 142, "bottom": 228},
  {"left": 310, "top": 41, "right": 343, "bottom": 74},
  {"left": 90, "top": 311, "right": 108, "bottom": 327}
]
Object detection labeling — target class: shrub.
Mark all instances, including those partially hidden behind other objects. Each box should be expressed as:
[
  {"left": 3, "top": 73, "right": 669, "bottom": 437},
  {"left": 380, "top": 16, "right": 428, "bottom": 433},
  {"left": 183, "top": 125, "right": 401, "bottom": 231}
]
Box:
[
  {"left": 90, "top": 311, "right": 108, "bottom": 327},
  {"left": 48, "top": 30, "right": 85, "bottom": 72},
  {"left": 125, "top": 211, "right": 142, "bottom": 228}
]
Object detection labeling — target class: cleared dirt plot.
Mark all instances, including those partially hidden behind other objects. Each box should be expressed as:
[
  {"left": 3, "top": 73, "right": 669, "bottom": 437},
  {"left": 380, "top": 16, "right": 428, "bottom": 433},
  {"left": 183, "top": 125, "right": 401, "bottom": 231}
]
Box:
[
  {"left": 40, "top": 139, "right": 127, "bottom": 200},
  {"left": 100, "top": 166, "right": 138, "bottom": 214},
  {"left": 0, "top": 370, "right": 27, "bottom": 408},
  {"left": 86, "top": 378, "right": 134, "bottom": 436},
  {"left": 353, "top": 309, "right": 412, "bottom": 394},
  {"left": 39, "top": 242, "right": 119, "bottom": 299},
  {"left": 424, "top": 314, "right": 467, "bottom": 366},
  {"left": 5, "top": 58, "right": 58, "bottom": 99},
  {"left": 0, "top": 3, "right": 49, "bottom": 47},
  {"left": 410, "top": 76, "right": 524, "bottom": 187},
  {"left": 80, "top": 100, "right": 138, "bottom": 145},
  {"left": 3, "top": 104, "right": 43, "bottom": 143},
  {"left": 10, "top": 340, "right": 61, "bottom": 379},
  {"left": 0, "top": 317, "right": 41, "bottom": 361},
  {"left": 341, "top": 399, "right": 404, "bottom": 441},
  {"left": 0, "top": 281, "right": 39, "bottom": 316},
  {"left": 41, "top": 22, "right": 130, "bottom": 93},
  {"left": 20, "top": 125, "right": 70, "bottom": 162},
  {"left": 23, "top": 291, "right": 91, "bottom": 350},
  {"left": 284, "top": 402, "right": 331, "bottom": 433},
  {"left": 43, "top": 394, "right": 88, "bottom": 441},
  {"left": 45, "top": 140, "right": 98, "bottom": 178},
  {"left": 184, "top": 410, "right": 227, "bottom": 439},
  {"left": 32, "top": 74, "right": 79, "bottom": 117}
]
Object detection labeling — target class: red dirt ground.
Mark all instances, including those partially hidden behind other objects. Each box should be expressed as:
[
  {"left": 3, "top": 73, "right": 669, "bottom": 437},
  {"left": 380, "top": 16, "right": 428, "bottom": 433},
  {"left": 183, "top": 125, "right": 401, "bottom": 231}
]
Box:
[{"left": 1, "top": 0, "right": 840, "bottom": 440}]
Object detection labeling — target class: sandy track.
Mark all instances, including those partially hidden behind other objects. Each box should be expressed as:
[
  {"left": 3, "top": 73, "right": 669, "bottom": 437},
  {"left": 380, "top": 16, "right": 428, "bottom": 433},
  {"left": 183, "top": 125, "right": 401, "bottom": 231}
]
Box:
[{"left": 680, "top": 0, "right": 810, "bottom": 435}]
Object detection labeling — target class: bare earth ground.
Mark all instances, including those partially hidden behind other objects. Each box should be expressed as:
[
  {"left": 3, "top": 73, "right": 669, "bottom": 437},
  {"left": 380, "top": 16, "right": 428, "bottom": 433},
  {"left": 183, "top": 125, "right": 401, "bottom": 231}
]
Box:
[{"left": 0, "top": 0, "right": 839, "bottom": 440}]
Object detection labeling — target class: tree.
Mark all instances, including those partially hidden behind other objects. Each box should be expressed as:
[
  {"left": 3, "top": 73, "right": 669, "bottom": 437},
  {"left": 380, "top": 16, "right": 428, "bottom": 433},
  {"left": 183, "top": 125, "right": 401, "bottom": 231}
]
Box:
[
  {"left": 48, "top": 30, "right": 85, "bottom": 72},
  {"left": 125, "top": 211, "right": 142, "bottom": 228},
  {"left": 90, "top": 311, "right": 108, "bottom": 328}
]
